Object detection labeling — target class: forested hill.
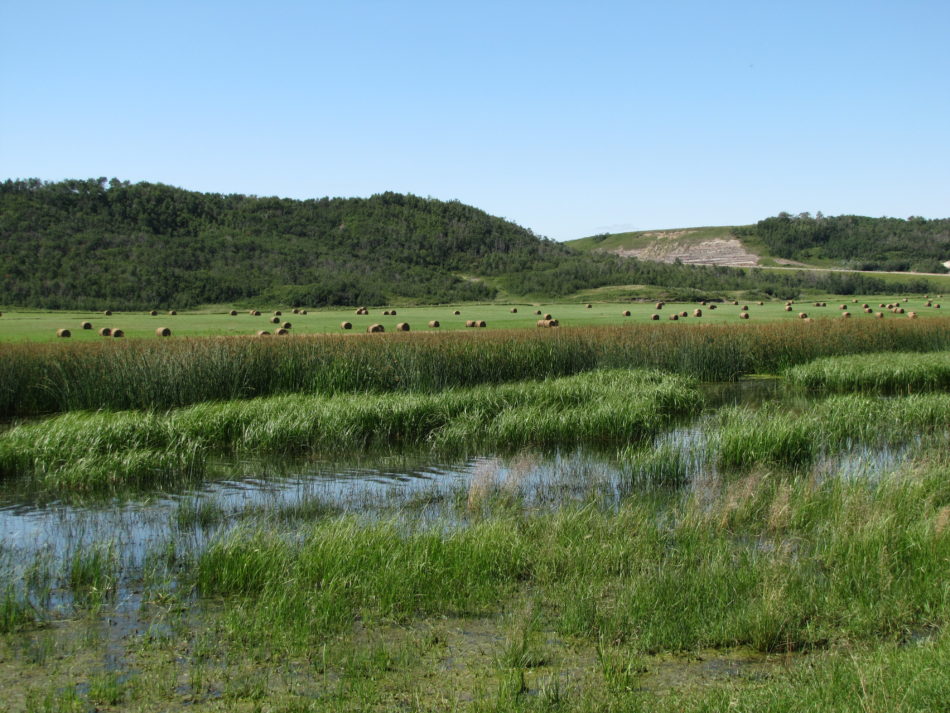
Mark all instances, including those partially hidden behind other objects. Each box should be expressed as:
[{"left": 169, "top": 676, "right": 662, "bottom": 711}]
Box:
[
  {"left": 1, "top": 179, "right": 945, "bottom": 309},
  {"left": 736, "top": 213, "right": 950, "bottom": 273},
  {"left": 0, "top": 178, "right": 573, "bottom": 308}
]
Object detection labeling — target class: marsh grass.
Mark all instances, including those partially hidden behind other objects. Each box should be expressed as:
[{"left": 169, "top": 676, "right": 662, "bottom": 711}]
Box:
[
  {"left": 0, "top": 369, "right": 699, "bottom": 493},
  {"left": 2, "top": 319, "right": 948, "bottom": 418},
  {"left": 786, "top": 350, "right": 950, "bottom": 393}
]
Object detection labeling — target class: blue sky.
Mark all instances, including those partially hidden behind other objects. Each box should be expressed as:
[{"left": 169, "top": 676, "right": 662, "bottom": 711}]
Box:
[{"left": 1, "top": 1, "right": 948, "bottom": 240}]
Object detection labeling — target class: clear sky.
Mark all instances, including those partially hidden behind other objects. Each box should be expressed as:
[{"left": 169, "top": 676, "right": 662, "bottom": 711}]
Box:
[{"left": 1, "top": 1, "right": 948, "bottom": 240}]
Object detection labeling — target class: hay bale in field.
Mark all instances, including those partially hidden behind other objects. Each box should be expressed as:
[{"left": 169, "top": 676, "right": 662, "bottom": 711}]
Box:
[
  {"left": 739, "top": 312, "right": 750, "bottom": 320},
  {"left": 428, "top": 320, "right": 440, "bottom": 328},
  {"left": 709, "top": 304, "right": 717, "bottom": 310},
  {"left": 103, "top": 310, "right": 112, "bottom": 316},
  {"left": 535, "top": 310, "right": 542, "bottom": 315},
  {"left": 390, "top": 310, "right": 397, "bottom": 315},
  {"left": 149, "top": 310, "right": 158, "bottom": 316},
  {"left": 741, "top": 305, "right": 748, "bottom": 311},
  {"left": 798, "top": 312, "right": 808, "bottom": 319},
  {"left": 543, "top": 313, "right": 552, "bottom": 320},
  {"left": 904, "top": 298, "right": 909, "bottom": 302},
  {"left": 250, "top": 310, "right": 261, "bottom": 316},
  {"left": 98, "top": 327, "right": 112, "bottom": 337},
  {"left": 300, "top": 309, "right": 307, "bottom": 315},
  {"left": 81, "top": 321, "right": 92, "bottom": 330},
  {"left": 476, "top": 320, "right": 487, "bottom": 328},
  {"left": 732, "top": 300, "right": 739, "bottom": 305},
  {"left": 896, "top": 307, "right": 905, "bottom": 314},
  {"left": 803, "top": 317, "right": 813, "bottom": 322},
  {"left": 622, "top": 310, "right": 631, "bottom": 317},
  {"left": 879, "top": 303, "right": 886, "bottom": 308},
  {"left": 839, "top": 304, "right": 847, "bottom": 310},
  {"left": 841, "top": 312, "right": 851, "bottom": 319},
  {"left": 395, "top": 322, "right": 410, "bottom": 331},
  {"left": 908, "top": 312, "right": 918, "bottom": 319},
  {"left": 229, "top": 310, "right": 237, "bottom": 316},
  {"left": 655, "top": 302, "right": 664, "bottom": 309},
  {"left": 155, "top": 327, "right": 171, "bottom": 336},
  {"left": 693, "top": 308, "right": 702, "bottom": 317},
  {"left": 257, "top": 330, "right": 271, "bottom": 336},
  {"left": 270, "top": 316, "right": 280, "bottom": 324},
  {"left": 112, "top": 329, "right": 125, "bottom": 338},
  {"left": 355, "top": 307, "right": 367, "bottom": 315},
  {"left": 875, "top": 312, "right": 884, "bottom": 319},
  {"left": 273, "top": 310, "right": 282, "bottom": 316},
  {"left": 275, "top": 328, "right": 289, "bottom": 336},
  {"left": 757, "top": 301, "right": 763, "bottom": 305},
  {"left": 510, "top": 307, "right": 518, "bottom": 313},
  {"left": 281, "top": 322, "right": 292, "bottom": 329},
  {"left": 701, "top": 300, "right": 707, "bottom": 306},
  {"left": 680, "top": 311, "right": 688, "bottom": 317},
  {"left": 465, "top": 320, "right": 475, "bottom": 327},
  {"left": 292, "top": 308, "right": 299, "bottom": 314},
  {"left": 368, "top": 324, "right": 385, "bottom": 333},
  {"left": 341, "top": 321, "right": 352, "bottom": 330},
  {"left": 936, "top": 304, "right": 942, "bottom": 309},
  {"left": 56, "top": 328, "right": 71, "bottom": 338},
  {"left": 651, "top": 314, "right": 660, "bottom": 320},
  {"left": 785, "top": 305, "right": 793, "bottom": 312},
  {"left": 814, "top": 302, "right": 821, "bottom": 307},
  {"left": 383, "top": 310, "right": 391, "bottom": 316},
  {"left": 862, "top": 303, "right": 869, "bottom": 309},
  {"left": 852, "top": 299, "right": 858, "bottom": 303},
  {"left": 864, "top": 308, "right": 873, "bottom": 313},
  {"left": 168, "top": 310, "right": 176, "bottom": 315},
  {"left": 586, "top": 303, "right": 592, "bottom": 308},
  {"left": 669, "top": 314, "right": 678, "bottom": 321},
  {"left": 454, "top": 310, "right": 462, "bottom": 315},
  {"left": 926, "top": 301, "right": 932, "bottom": 307}
]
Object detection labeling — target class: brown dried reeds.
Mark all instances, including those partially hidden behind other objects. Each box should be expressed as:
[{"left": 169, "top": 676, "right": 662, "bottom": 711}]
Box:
[
  {"left": 81, "top": 322, "right": 92, "bottom": 330},
  {"left": 395, "top": 322, "right": 410, "bottom": 331},
  {"left": 367, "top": 324, "right": 385, "bottom": 333},
  {"left": 98, "top": 327, "right": 112, "bottom": 337},
  {"left": 341, "top": 322, "right": 353, "bottom": 330},
  {"left": 155, "top": 327, "right": 171, "bottom": 337},
  {"left": 56, "top": 328, "right": 71, "bottom": 338},
  {"left": 428, "top": 320, "right": 440, "bottom": 328}
]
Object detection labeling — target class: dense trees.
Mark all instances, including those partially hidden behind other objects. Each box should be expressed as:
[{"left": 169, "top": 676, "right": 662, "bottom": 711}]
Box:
[
  {"left": 1, "top": 180, "right": 945, "bottom": 310},
  {"left": 737, "top": 213, "right": 950, "bottom": 273}
]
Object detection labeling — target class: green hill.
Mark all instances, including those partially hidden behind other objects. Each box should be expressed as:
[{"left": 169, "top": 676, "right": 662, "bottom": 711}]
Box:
[{"left": 2, "top": 180, "right": 947, "bottom": 310}]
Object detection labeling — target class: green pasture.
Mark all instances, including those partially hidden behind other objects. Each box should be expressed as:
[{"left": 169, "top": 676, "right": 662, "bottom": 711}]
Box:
[{"left": 2, "top": 294, "right": 948, "bottom": 342}]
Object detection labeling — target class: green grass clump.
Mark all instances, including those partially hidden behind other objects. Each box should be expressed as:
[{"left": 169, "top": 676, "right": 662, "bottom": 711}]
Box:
[
  {"left": 786, "top": 350, "right": 950, "bottom": 393},
  {"left": 2, "top": 318, "right": 949, "bottom": 418},
  {"left": 0, "top": 369, "right": 699, "bottom": 493}
]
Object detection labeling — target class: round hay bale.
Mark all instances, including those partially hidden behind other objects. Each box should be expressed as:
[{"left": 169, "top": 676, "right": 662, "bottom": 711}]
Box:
[
  {"left": 622, "top": 310, "right": 631, "bottom": 317},
  {"left": 586, "top": 303, "right": 592, "bottom": 309},
  {"left": 428, "top": 320, "right": 440, "bottom": 328},
  {"left": 341, "top": 321, "right": 352, "bottom": 330},
  {"left": 112, "top": 329, "right": 124, "bottom": 338},
  {"left": 383, "top": 310, "right": 391, "bottom": 316},
  {"left": 875, "top": 312, "right": 884, "bottom": 319},
  {"left": 149, "top": 310, "right": 158, "bottom": 316},
  {"left": 926, "top": 301, "right": 932, "bottom": 307},
  {"left": 300, "top": 309, "right": 308, "bottom": 315},
  {"left": 864, "top": 308, "right": 873, "bottom": 313},
  {"left": 281, "top": 322, "right": 292, "bottom": 329},
  {"left": 936, "top": 304, "right": 942, "bottom": 309},
  {"left": 798, "top": 312, "right": 808, "bottom": 319},
  {"left": 368, "top": 324, "right": 385, "bottom": 333},
  {"left": 669, "top": 314, "right": 678, "bottom": 321},
  {"left": 476, "top": 320, "right": 487, "bottom": 328},
  {"left": 853, "top": 299, "right": 858, "bottom": 303},
  {"left": 292, "top": 308, "right": 299, "bottom": 314},
  {"left": 693, "top": 308, "right": 702, "bottom": 317},
  {"left": 510, "top": 307, "right": 518, "bottom": 313},
  {"left": 709, "top": 304, "right": 717, "bottom": 310},
  {"left": 103, "top": 310, "right": 112, "bottom": 316},
  {"left": 543, "top": 313, "right": 552, "bottom": 320},
  {"left": 454, "top": 310, "right": 461, "bottom": 315},
  {"left": 98, "top": 327, "right": 112, "bottom": 337},
  {"left": 757, "top": 301, "right": 763, "bottom": 306},
  {"left": 655, "top": 302, "right": 663, "bottom": 309},
  {"left": 680, "top": 311, "right": 688, "bottom": 317},
  {"left": 879, "top": 303, "right": 886, "bottom": 308},
  {"left": 273, "top": 310, "right": 282, "bottom": 316},
  {"left": 732, "top": 300, "right": 739, "bottom": 306},
  {"left": 229, "top": 310, "right": 238, "bottom": 316},
  {"left": 355, "top": 308, "right": 365, "bottom": 315},
  {"left": 862, "top": 303, "right": 869, "bottom": 309},
  {"left": 651, "top": 314, "right": 660, "bottom": 320},
  {"left": 537, "top": 319, "right": 551, "bottom": 328},
  {"left": 784, "top": 305, "right": 793, "bottom": 312},
  {"left": 391, "top": 310, "right": 397, "bottom": 316},
  {"left": 814, "top": 302, "right": 821, "bottom": 307},
  {"left": 908, "top": 312, "right": 918, "bottom": 319},
  {"left": 81, "top": 321, "right": 92, "bottom": 330},
  {"left": 701, "top": 300, "right": 707, "bottom": 306},
  {"left": 841, "top": 312, "right": 851, "bottom": 319},
  {"left": 168, "top": 310, "right": 176, "bottom": 315},
  {"left": 251, "top": 310, "right": 261, "bottom": 316},
  {"left": 155, "top": 327, "right": 171, "bottom": 337},
  {"left": 465, "top": 320, "right": 475, "bottom": 327},
  {"left": 741, "top": 305, "right": 748, "bottom": 311},
  {"left": 270, "top": 316, "right": 280, "bottom": 324},
  {"left": 839, "top": 304, "right": 847, "bottom": 310},
  {"left": 56, "top": 328, "right": 71, "bottom": 338},
  {"left": 275, "top": 328, "right": 289, "bottom": 336},
  {"left": 257, "top": 330, "right": 271, "bottom": 336},
  {"left": 896, "top": 307, "right": 904, "bottom": 314},
  {"left": 535, "top": 310, "right": 542, "bottom": 315},
  {"left": 395, "top": 322, "right": 410, "bottom": 331},
  {"left": 739, "top": 312, "right": 750, "bottom": 320}
]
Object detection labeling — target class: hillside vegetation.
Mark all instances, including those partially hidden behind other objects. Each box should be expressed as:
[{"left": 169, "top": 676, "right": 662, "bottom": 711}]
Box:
[{"left": 1, "top": 179, "right": 946, "bottom": 309}]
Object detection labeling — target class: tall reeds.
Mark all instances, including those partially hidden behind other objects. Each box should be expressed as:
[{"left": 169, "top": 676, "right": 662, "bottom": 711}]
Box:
[
  {"left": 1, "top": 320, "right": 948, "bottom": 418},
  {"left": 786, "top": 351, "right": 950, "bottom": 393}
]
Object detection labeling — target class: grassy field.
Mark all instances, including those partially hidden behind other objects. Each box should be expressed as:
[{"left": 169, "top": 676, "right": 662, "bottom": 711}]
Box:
[{"left": 2, "top": 294, "right": 949, "bottom": 342}]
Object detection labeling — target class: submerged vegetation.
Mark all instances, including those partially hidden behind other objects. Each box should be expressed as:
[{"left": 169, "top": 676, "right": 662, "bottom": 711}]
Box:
[{"left": 2, "top": 318, "right": 949, "bottom": 418}]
